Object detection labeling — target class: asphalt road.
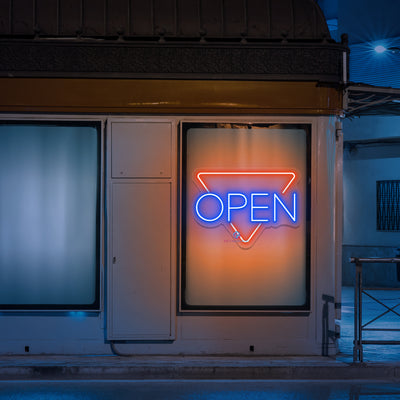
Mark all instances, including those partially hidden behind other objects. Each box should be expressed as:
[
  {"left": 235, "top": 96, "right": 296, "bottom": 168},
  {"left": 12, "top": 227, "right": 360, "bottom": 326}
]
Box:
[{"left": 1, "top": 380, "right": 400, "bottom": 400}]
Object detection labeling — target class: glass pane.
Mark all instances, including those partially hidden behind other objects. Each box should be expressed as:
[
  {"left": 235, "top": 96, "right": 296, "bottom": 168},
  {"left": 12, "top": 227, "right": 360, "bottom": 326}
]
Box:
[
  {"left": 182, "top": 123, "right": 310, "bottom": 310},
  {"left": 0, "top": 122, "right": 100, "bottom": 308}
]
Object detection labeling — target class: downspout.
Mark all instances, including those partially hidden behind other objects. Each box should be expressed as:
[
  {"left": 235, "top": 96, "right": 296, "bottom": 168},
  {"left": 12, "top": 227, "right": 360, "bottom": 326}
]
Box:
[
  {"left": 342, "top": 34, "right": 349, "bottom": 86},
  {"left": 334, "top": 120, "right": 344, "bottom": 327},
  {"left": 335, "top": 33, "right": 348, "bottom": 325}
]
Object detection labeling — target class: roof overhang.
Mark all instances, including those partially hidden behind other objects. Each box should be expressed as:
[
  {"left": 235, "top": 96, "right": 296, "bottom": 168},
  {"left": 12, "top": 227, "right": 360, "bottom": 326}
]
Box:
[{"left": 0, "top": 39, "right": 347, "bottom": 83}]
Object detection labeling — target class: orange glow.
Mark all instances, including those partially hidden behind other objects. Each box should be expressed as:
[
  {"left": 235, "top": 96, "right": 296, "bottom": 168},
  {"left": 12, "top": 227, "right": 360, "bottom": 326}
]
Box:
[{"left": 184, "top": 125, "right": 309, "bottom": 308}]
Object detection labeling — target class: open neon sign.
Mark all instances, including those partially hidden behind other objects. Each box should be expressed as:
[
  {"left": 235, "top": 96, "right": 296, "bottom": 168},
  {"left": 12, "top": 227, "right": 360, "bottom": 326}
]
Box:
[{"left": 193, "top": 171, "right": 299, "bottom": 248}]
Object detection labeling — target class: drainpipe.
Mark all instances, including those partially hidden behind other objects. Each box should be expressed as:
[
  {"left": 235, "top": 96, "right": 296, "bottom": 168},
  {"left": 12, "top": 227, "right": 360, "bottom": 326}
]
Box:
[
  {"left": 335, "top": 120, "right": 344, "bottom": 324},
  {"left": 341, "top": 34, "right": 349, "bottom": 86},
  {"left": 341, "top": 34, "right": 349, "bottom": 118}
]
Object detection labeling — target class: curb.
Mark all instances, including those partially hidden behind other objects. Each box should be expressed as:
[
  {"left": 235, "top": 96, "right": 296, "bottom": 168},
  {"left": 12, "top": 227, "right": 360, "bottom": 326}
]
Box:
[{"left": 1, "top": 364, "right": 400, "bottom": 380}]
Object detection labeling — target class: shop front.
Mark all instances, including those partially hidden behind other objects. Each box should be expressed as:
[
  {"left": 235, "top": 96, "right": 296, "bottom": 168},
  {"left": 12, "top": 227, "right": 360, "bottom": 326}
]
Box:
[{"left": 0, "top": 0, "right": 346, "bottom": 355}]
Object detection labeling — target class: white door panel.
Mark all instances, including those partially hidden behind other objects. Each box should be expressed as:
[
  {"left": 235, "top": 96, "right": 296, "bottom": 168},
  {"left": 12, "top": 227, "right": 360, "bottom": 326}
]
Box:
[{"left": 109, "top": 182, "right": 172, "bottom": 339}]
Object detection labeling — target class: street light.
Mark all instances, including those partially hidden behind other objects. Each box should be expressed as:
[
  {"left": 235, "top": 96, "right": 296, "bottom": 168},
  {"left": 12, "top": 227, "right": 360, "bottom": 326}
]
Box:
[
  {"left": 374, "top": 45, "right": 386, "bottom": 53},
  {"left": 374, "top": 45, "right": 400, "bottom": 54}
]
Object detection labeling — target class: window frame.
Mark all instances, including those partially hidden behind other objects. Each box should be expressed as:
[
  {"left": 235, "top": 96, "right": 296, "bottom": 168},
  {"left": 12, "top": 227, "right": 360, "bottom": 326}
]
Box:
[
  {"left": 180, "top": 121, "right": 312, "bottom": 313},
  {"left": 0, "top": 117, "right": 104, "bottom": 311}
]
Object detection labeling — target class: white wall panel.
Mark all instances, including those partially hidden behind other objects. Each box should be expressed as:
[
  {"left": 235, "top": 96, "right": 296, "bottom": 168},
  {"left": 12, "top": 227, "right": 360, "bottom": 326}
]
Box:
[
  {"left": 111, "top": 122, "right": 172, "bottom": 178},
  {"left": 108, "top": 119, "right": 176, "bottom": 341},
  {"left": 108, "top": 182, "right": 172, "bottom": 339}
]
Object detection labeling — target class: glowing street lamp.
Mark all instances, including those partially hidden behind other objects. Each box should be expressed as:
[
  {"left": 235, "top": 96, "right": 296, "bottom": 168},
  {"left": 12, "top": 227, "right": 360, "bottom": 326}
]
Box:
[{"left": 374, "top": 45, "right": 387, "bottom": 53}]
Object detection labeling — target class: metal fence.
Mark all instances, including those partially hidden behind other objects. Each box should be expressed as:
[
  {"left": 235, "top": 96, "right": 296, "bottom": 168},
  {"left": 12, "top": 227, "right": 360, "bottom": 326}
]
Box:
[{"left": 351, "top": 257, "right": 400, "bottom": 363}]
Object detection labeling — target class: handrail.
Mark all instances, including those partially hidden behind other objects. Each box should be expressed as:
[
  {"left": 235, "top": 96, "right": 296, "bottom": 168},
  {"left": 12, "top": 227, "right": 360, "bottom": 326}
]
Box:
[
  {"left": 350, "top": 257, "right": 400, "bottom": 263},
  {"left": 350, "top": 257, "right": 400, "bottom": 363}
]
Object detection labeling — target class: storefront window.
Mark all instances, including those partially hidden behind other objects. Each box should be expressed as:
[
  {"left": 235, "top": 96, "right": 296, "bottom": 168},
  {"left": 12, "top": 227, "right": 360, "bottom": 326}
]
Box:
[
  {"left": 182, "top": 123, "right": 310, "bottom": 310},
  {"left": 0, "top": 121, "right": 101, "bottom": 310}
]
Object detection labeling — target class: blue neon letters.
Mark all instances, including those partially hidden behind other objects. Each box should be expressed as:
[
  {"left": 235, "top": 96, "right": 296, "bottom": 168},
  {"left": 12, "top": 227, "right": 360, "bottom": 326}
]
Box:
[{"left": 195, "top": 192, "right": 297, "bottom": 224}]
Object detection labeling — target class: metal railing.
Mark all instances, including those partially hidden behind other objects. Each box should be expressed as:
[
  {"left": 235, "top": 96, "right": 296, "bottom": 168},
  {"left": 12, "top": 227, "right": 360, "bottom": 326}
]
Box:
[{"left": 350, "top": 257, "right": 400, "bottom": 363}]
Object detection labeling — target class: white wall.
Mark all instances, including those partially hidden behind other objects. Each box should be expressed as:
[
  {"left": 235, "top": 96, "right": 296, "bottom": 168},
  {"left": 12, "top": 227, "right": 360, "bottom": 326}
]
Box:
[
  {"left": 344, "top": 153, "right": 400, "bottom": 247},
  {"left": 344, "top": 116, "right": 400, "bottom": 141},
  {"left": 343, "top": 117, "right": 400, "bottom": 247},
  {"left": 342, "top": 116, "right": 400, "bottom": 287}
]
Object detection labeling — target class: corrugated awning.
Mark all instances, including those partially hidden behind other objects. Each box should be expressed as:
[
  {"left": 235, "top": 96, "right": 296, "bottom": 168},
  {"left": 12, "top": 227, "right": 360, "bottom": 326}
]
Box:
[
  {"left": 0, "top": 0, "right": 331, "bottom": 42},
  {"left": 345, "top": 83, "right": 400, "bottom": 117}
]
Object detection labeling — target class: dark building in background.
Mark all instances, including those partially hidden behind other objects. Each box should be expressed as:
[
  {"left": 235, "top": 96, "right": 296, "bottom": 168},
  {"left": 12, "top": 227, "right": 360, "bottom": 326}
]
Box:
[{"left": 317, "top": 0, "right": 400, "bottom": 287}]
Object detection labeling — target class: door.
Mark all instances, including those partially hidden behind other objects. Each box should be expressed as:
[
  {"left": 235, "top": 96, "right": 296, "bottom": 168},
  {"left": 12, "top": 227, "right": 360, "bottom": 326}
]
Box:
[{"left": 107, "top": 120, "right": 175, "bottom": 340}]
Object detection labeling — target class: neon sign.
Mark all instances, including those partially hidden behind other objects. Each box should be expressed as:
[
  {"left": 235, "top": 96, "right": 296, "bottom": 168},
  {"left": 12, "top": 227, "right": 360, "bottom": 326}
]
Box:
[
  {"left": 193, "top": 171, "right": 299, "bottom": 248},
  {"left": 195, "top": 191, "right": 297, "bottom": 223}
]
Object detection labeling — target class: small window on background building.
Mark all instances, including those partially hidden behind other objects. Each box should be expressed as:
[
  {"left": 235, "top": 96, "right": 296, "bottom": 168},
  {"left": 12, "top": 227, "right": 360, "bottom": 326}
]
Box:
[
  {"left": 377, "top": 180, "right": 400, "bottom": 231},
  {"left": 0, "top": 121, "right": 101, "bottom": 310}
]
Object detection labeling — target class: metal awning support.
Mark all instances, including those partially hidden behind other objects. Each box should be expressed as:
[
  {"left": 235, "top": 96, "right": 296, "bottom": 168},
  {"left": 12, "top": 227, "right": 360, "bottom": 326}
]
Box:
[{"left": 345, "top": 84, "right": 400, "bottom": 117}]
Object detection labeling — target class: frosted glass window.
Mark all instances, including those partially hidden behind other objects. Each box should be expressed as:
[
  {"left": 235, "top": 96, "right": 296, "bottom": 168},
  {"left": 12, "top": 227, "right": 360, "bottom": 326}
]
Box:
[
  {"left": 0, "top": 122, "right": 100, "bottom": 309},
  {"left": 182, "top": 123, "right": 311, "bottom": 311}
]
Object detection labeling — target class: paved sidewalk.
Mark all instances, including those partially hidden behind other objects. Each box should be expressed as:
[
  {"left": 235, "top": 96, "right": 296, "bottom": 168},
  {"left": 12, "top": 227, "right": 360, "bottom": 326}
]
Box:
[
  {"left": 1, "top": 354, "right": 400, "bottom": 380},
  {"left": 1, "top": 287, "right": 400, "bottom": 380}
]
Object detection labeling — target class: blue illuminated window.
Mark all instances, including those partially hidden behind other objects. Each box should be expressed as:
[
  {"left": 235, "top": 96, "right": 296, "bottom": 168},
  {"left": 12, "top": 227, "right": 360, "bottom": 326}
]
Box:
[{"left": 0, "top": 121, "right": 101, "bottom": 310}]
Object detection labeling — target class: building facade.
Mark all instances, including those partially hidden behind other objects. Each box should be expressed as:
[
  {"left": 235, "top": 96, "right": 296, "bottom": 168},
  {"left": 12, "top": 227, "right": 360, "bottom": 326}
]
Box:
[{"left": 0, "top": 0, "right": 347, "bottom": 355}]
